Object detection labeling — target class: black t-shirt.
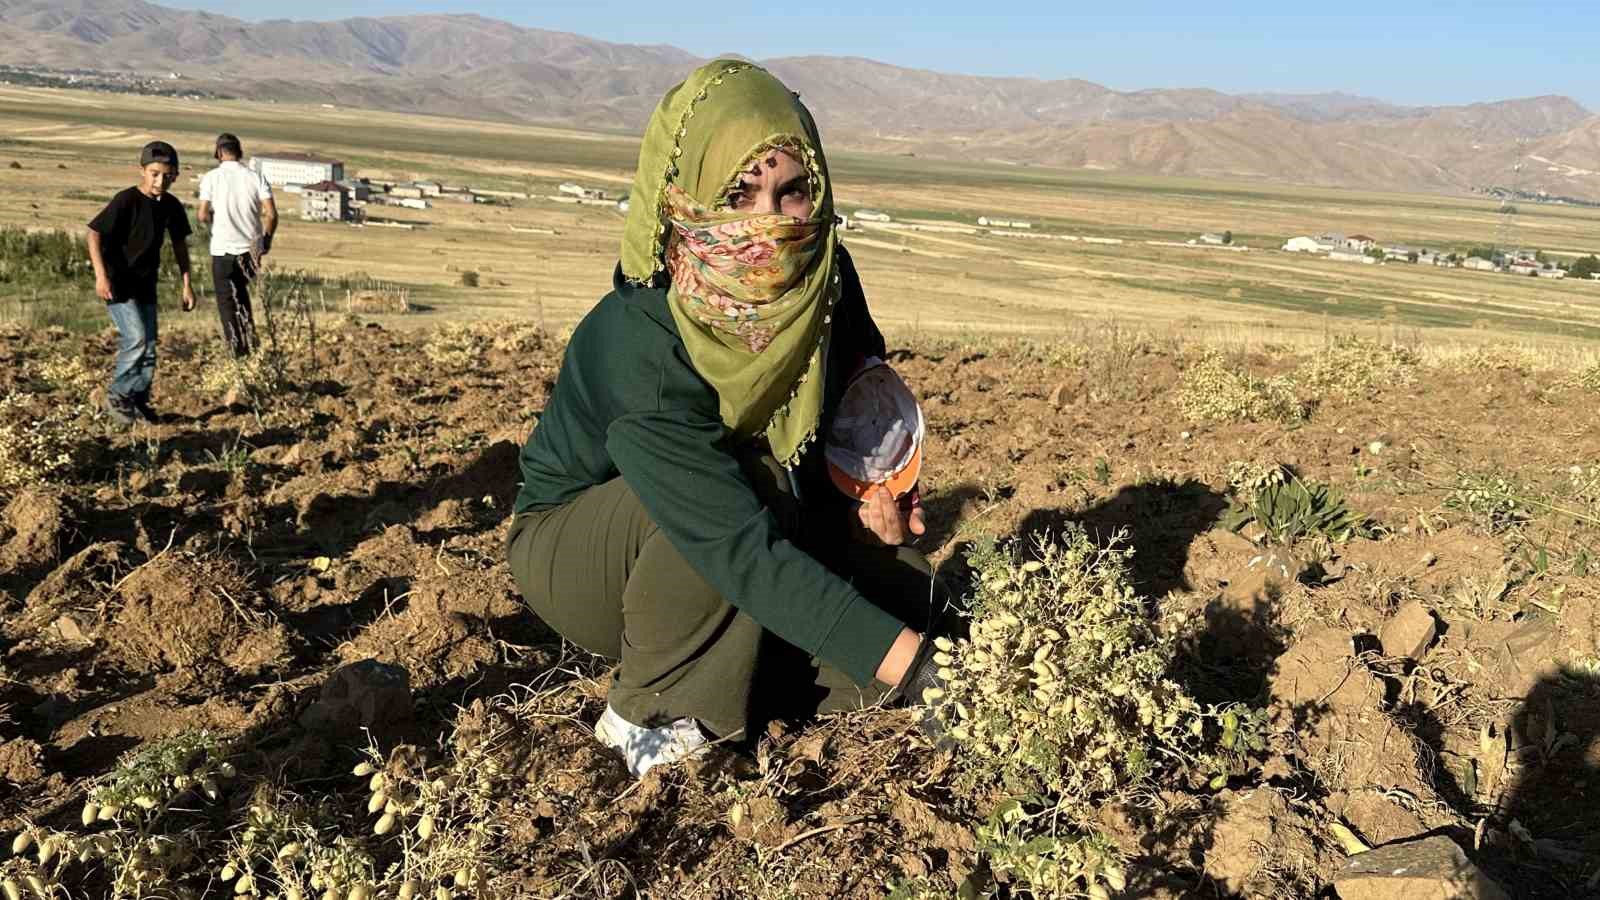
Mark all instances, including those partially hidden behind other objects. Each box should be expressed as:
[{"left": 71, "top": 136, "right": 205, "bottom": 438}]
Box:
[{"left": 88, "top": 187, "right": 192, "bottom": 299}]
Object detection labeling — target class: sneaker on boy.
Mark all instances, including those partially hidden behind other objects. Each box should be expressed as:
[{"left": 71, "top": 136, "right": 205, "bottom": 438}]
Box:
[
  {"left": 86, "top": 140, "right": 197, "bottom": 416},
  {"left": 102, "top": 392, "right": 136, "bottom": 428},
  {"left": 130, "top": 392, "right": 161, "bottom": 424}
]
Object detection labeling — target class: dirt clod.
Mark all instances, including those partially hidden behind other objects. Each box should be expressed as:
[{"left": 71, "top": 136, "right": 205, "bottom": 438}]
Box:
[
  {"left": 0, "top": 738, "right": 45, "bottom": 786},
  {"left": 109, "top": 555, "right": 256, "bottom": 673},
  {"left": 0, "top": 489, "right": 68, "bottom": 573}
]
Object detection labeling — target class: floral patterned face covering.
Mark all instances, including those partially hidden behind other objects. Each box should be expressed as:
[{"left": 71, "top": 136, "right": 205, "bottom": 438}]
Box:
[
  {"left": 621, "top": 60, "right": 840, "bottom": 465},
  {"left": 664, "top": 183, "right": 824, "bottom": 354}
]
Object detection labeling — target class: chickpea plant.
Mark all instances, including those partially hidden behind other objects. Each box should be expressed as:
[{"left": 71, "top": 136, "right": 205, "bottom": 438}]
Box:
[
  {"left": 1175, "top": 349, "right": 1308, "bottom": 425},
  {"left": 4, "top": 730, "right": 237, "bottom": 900},
  {"left": 214, "top": 785, "right": 379, "bottom": 900},
  {"left": 344, "top": 740, "right": 506, "bottom": 900},
  {"left": 215, "top": 739, "right": 511, "bottom": 900},
  {"left": 0, "top": 394, "right": 91, "bottom": 490},
  {"left": 925, "top": 527, "right": 1265, "bottom": 896}
]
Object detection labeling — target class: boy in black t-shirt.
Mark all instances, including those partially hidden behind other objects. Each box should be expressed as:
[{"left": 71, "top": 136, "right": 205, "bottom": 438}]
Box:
[{"left": 87, "top": 141, "right": 197, "bottom": 426}]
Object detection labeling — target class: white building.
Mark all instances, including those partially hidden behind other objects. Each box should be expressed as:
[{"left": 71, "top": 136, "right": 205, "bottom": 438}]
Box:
[
  {"left": 1462, "top": 256, "right": 1497, "bottom": 271},
  {"left": 1198, "top": 232, "right": 1226, "bottom": 245},
  {"left": 854, "top": 210, "right": 892, "bottom": 223},
  {"left": 558, "top": 182, "right": 607, "bottom": 201},
  {"left": 1328, "top": 248, "right": 1376, "bottom": 264},
  {"left": 338, "top": 179, "right": 372, "bottom": 202},
  {"left": 250, "top": 153, "right": 345, "bottom": 189},
  {"left": 1282, "top": 236, "right": 1322, "bottom": 253},
  {"left": 1537, "top": 267, "right": 1567, "bottom": 279},
  {"left": 301, "top": 181, "right": 352, "bottom": 223}
]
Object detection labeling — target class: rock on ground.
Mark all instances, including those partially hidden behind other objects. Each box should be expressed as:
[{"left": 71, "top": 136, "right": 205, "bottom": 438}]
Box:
[
  {"left": 1379, "top": 600, "right": 1438, "bottom": 661},
  {"left": 1335, "top": 835, "right": 1508, "bottom": 900},
  {"left": 298, "top": 659, "right": 414, "bottom": 745}
]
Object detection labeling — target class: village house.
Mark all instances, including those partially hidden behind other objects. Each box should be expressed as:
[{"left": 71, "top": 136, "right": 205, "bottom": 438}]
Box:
[
  {"left": 1382, "top": 244, "right": 1417, "bottom": 261},
  {"left": 1508, "top": 261, "right": 1539, "bottom": 276},
  {"left": 472, "top": 188, "right": 531, "bottom": 201},
  {"left": 251, "top": 153, "right": 345, "bottom": 189},
  {"left": 558, "top": 182, "right": 608, "bottom": 201},
  {"left": 1281, "top": 236, "right": 1323, "bottom": 253},
  {"left": 1537, "top": 267, "right": 1567, "bottom": 279},
  {"left": 979, "top": 216, "right": 1033, "bottom": 229},
  {"left": 338, "top": 178, "right": 372, "bottom": 203},
  {"left": 1197, "top": 232, "right": 1226, "bottom": 245},
  {"left": 300, "top": 181, "right": 353, "bottom": 223},
  {"left": 414, "top": 181, "right": 443, "bottom": 198},
  {"left": 1327, "top": 248, "right": 1376, "bottom": 264},
  {"left": 1343, "top": 234, "right": 1376, "bottom": 251},
  {"left": 1462, "top": 256, "right": 1497, "bottom": 271}
]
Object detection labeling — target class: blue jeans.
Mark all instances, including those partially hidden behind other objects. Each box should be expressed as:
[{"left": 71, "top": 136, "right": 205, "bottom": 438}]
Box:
[{"left": 106, "top": 299, "right": 158, "bottom": 402}]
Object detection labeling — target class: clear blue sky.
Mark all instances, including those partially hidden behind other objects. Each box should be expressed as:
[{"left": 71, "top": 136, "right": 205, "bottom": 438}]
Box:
[{"left": 163, "top": 0, "right": 1600, "bottom": 109}]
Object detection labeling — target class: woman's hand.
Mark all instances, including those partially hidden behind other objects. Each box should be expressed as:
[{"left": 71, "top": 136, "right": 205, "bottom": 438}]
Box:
[{"left": 854, "top": 485, "right": 925, "bottom": 546}]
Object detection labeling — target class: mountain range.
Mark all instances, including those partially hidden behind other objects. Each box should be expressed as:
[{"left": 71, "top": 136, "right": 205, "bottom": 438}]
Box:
[{"left": 5, "top": 0, "right": 1598, "bottom": 199}]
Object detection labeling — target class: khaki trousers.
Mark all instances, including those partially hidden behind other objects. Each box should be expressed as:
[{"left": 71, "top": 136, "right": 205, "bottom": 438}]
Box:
[{"left": 506, "top": 455, "right": 940, "bottom": 740}]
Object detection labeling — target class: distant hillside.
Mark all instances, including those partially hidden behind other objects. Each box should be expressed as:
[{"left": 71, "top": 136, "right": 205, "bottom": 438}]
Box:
[{"left": 2, "top": 0, "right": 1597, "bottom": 199}]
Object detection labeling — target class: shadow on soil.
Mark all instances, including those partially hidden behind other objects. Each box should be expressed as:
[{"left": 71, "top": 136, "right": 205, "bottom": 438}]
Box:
[{"left": 1481, "top": 668, "right": 1600, "bottom": 897}]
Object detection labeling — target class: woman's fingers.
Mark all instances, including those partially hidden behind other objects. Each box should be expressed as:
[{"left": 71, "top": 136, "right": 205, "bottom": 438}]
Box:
[{"left": 907, "top": 506, "right": 926, "bottom": 537}]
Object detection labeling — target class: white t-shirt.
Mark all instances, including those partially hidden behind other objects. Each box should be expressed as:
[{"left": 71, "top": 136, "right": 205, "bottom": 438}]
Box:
[{"left": 198, "top": 160, "right": 273, "bottom": 256}]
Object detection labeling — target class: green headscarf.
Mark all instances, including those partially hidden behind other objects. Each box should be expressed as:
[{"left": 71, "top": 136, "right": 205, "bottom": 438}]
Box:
[{"left": 621, "top": 60, "right": 838, "bottom": 467}]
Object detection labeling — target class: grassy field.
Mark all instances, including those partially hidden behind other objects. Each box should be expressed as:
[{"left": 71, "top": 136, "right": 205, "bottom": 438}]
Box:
[{"left": 2, "top": 84, "right": 1599, "bottom": 347}]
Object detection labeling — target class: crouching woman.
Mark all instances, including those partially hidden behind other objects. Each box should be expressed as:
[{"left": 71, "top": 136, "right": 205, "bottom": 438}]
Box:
[{"left": 506, "top": 60, "right": 946, "bottom": 777}]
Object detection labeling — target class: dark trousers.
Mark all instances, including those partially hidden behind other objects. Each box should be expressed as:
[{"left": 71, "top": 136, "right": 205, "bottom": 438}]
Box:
[
  {"left": 506, "top": 454, "right": 941, "bottom": 741},
  {"left": 210, "top": 253, "right": 257, "bottom": 357}
]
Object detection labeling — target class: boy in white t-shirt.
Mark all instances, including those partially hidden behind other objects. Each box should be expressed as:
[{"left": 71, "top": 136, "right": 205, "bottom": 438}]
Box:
[{"left": 197, "top": 133, "right": 277, "bottom": 357}]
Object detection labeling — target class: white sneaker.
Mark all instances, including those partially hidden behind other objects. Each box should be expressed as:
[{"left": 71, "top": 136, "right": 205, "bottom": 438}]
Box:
[{"left": 594, "top": 704, "right": 708, "bottom": 778}]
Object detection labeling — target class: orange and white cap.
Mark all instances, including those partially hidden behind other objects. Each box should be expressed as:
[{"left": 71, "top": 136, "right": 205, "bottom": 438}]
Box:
[{"left": 825, "top": 359, "right": 924, "bottom": 500}]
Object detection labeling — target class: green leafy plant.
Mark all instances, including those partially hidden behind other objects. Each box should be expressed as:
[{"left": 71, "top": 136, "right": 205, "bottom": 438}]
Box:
[
  {"left": 1444, "top": 472, "right": 1531, "bottom": 533},
  {"left": 1221, "top": 465, "right": 1367, "bottom": 545},
  {"left": 977, "top": 805, "right": 1124, "bottom": 899}
]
